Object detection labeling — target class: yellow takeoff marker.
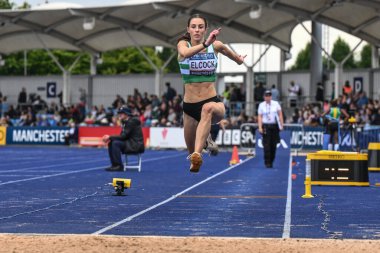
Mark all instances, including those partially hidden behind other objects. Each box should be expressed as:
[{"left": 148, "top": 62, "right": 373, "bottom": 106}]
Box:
[
  {"left": 302, "top": 159, "right": 314, "bottom": 198},
  {"left": 112, "top": 178, "right": 131, "bottom": 196}
]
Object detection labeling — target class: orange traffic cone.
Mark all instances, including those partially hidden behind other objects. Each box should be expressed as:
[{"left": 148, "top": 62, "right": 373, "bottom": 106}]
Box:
[{"left": 229, "top": 145, "right": 240, "bottom": 165}]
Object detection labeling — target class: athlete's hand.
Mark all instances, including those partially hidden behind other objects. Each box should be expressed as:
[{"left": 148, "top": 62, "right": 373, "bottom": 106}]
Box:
[
  {"left": 205, "top": 27, "right": 221, "bottom": 46},
  {"left": 237, "top": 54, "right": 247, "bottom": 65}
]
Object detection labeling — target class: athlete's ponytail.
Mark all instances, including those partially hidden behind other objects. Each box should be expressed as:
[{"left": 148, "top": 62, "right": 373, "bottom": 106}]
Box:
[{"left": 177, "top": 32, "right": 191, "bottom": 43}]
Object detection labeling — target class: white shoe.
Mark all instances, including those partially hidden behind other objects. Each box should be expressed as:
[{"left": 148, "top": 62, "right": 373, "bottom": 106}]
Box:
[{"left": 204, "top": 134, "right": 219, "bottom": 156}]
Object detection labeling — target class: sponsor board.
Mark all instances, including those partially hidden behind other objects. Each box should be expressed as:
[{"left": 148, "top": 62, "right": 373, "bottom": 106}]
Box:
[
  {"left": 7, "top": 127, "right": 70, "bottom": 145},
  {"left": 78, "top": 126, "right": 150, "bottom": 147},
  {"left": 150, "top": 127, "right": 186, "bottom": 149},
  {"left": 0, "top": 126, "right": 6, "bottom": 145}
]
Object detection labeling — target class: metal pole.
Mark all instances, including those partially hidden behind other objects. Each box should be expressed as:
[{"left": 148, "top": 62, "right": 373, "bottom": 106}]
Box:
[{"left": 24, "top": 50, "right": 27, "bottom": 76}]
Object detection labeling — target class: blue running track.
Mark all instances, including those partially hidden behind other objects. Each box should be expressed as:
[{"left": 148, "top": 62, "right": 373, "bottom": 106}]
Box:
[{"left": 0, "top": 146, "right": 379, "bottom": 239}]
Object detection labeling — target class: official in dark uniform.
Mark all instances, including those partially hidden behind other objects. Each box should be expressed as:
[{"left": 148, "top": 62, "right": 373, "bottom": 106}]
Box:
[
  {"left": 102, "top": 106, "right": 145, "bottom": 171},
  {"left": 257, "top": 90, "right": 284, "bottom": 168}
]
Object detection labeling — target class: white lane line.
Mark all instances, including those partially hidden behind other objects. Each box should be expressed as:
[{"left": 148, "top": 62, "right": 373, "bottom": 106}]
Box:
[
  {"left": 0, "top": 167, "right": 106, "bottom": 186},
  {"left": 0, "top": 158, "right": 107, "bottom": 173},
  {"left": 0, "top": 153, "right": 184, "bottom": 186},
  {"left": 92, "top": 156, "right": 254, "bottom": 235},
  {"left": 282, "top": 154, "right": 293, "bottom": 238},
  {"left": 0, "top": 153, "right": 107, "bottom": 166}
]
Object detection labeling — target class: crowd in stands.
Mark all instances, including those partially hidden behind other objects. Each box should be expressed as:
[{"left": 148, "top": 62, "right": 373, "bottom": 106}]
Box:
[
  {"left": 0, "top": 80, "right": 380, "bottom": 129},
  {"left": 288, "top": 81, "right": 380, "bottom": 129}
]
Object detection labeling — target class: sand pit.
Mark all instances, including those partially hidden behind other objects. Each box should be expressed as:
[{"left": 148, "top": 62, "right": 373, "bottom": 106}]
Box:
[{"left": 0, "top": 234, "right": 379, "bottom": 253}]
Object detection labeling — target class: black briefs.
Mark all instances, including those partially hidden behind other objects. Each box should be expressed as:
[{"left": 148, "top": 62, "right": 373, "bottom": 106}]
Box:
[{"left": 182, "top": 96, "right": 222, "bottom": 122}]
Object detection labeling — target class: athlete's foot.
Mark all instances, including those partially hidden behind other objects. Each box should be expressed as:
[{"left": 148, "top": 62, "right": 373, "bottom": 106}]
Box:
[
  {"left": 204, "top": 134, "right": 219, "bottom": 156},
  {"left": 187, "top": 152, "right": 203, "bottom": 173}
]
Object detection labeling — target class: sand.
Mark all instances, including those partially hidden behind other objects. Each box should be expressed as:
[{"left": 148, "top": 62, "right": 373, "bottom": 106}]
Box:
[{"left": 0, "top": 234, "right": 379, "bottom": 253}]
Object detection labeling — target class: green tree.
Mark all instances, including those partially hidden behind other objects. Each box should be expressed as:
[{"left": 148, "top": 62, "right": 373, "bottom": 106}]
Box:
[
  {"left": 330, "top": 37, "right": 356, "bottom": 69},
  {"left": 289, "top": 42, "right": 311, "bottom": 70},
  {"left": 97, "top": 47, "right": 162, "bottom": 75},
  {"left": 158, "top": 47, "right": 179, "bottom": 73},
  {"left": 0, "top": 0, "right": 13, "bottom": 9},
  {"left": 358, "top": 43, "right": 371, "bottom": 68},
  {"left": 17, "top": 1, "right": 31, "bottom": 9},
  {"left": 0, "top": 50, "right": 90, "bottom": 75}
]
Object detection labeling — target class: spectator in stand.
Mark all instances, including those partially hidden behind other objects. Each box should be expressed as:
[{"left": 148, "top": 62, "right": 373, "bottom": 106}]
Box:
[
  {"left": 112, "top": 95, "right": 125, "bottom": 109},
  {"left": 158, "top": 117, "right": 168, "bottom": 127},
  {"left": 46, "top": 102, "right": 58, "bottom": 114},
  {"left": 142, "top": 92, "right": 151, "bottom": 106},
  {"left": 70, "top": 104, "right": 82, "bottom": 124},
  {"left": 158, "top": 100, "right": 169, "bottom": 121},
  {"left": 95, "top": 106, "right": 107, "bottom": 125},
  {"left": 32, "top": 95, "right": 47, "bottom": 112},
  {"left": 0, "top": 114, "right": 12, "bottom": 127},
  {"left": 57, "top": 91, "right": 63, "bottom": 105},
  {"left": 1, "top": 96, "right": 8, "bottom": 117},
  {"left": 342, "top": 81, "right": 353, "bottom": 96},
  {"left": 371, "top": 107, "right": 380, "bottom": 125},
  {"left": 288, "top": 81, "right": 299, "bottom": 108},
  {"left": 222, "top": 86, "right": 231, "bottom": 107},
  {"left": 17, "top": 87, "right": 27, "bottom": 108},
  {"left": 356, "top": 91, "right": 369, "bottom": 109},
  {"left": 290, "top": 108, "right": 302, "bottom": 124},
  {"left": 135, "top": 95, "right": 144, "bottom": 114},
  {"left": 36, "top": 114, "right": 50, "bottom": 127},
  {"left": 270, "top": 84, "right": 280, "bottom": 101},
  {"left": 230, "top": 84, "right": 240, "bottom": 115},
  {"left": 150, "top": 94, "right": 160, "bottom": 108},
  {"left": 19, "top": 107, "right": 35, "bottom": 126},
  {"left": 164, "top": 82, "right": 177, "bottom": 102},
  {"left": 167, "top": 108, "right": 177, "bottom": 126},
  {"left": 172, "top": 96, "right": 183, "bottom": 123},
  {"left": 331, "top": 82, "right": 335, "bottom": 99},
  {"left": 79, "top": 88, "right": 87, "bottom": 105},
  {"left": 143, "top": 104, "right": 152, "bottom": 125},
  {"left": 315, "top": 82, "right": 324, "bottom": 103},
  {"left": 254, "top": 82, "right": 265, "bottom": 112},
  {"left": 53, "top": 111, "right": 61, "bottom": 126},
  {"left": 6, "top": 105, "right": 18, "bottom": 119},
  {"left": 133, "top": 88, "right": 142, "bottom": 101},
  {"left": 83, "top": 112, "right": 95, "bottom": 125}
]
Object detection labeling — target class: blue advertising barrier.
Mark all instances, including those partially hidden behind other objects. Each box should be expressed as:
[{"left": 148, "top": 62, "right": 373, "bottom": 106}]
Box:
[
  {"left": 241, "top": 124, "right": 380, "bottom": 151},
  {"left": 6, "top": 127, "right": 70, "bottom": 145}
]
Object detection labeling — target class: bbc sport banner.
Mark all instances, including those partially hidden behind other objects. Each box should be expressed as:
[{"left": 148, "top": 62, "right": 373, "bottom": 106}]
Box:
[
  {"left": 0, "top": 126, "right": 6, "bottom": 145},
  {"left": 6, "top": 127, "right": 70, "bottom": 145}
]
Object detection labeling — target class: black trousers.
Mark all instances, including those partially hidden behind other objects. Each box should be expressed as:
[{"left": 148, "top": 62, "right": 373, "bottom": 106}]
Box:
[
  {"left": 108, "top": 140, "right": 126, "bottom": 166},
  {"left": 262, "top": 124, "right": 280, "bottom": 166}
]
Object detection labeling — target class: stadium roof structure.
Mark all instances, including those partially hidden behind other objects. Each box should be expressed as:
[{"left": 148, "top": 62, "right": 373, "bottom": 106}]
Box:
[
  {"left": 0, "top": 0, "right": 379, "bottom": 106},
  {"left": 0, "top": 0, "right": 380, "bottom": 55}
]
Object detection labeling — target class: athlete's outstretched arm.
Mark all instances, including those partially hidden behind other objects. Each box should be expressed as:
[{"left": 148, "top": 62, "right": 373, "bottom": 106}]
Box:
[{"left": 213, "top": 40, "right": 246, "bottom": 65}]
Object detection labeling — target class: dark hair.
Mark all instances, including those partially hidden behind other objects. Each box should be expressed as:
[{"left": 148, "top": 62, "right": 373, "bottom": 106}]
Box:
[{"left": 177, "top": 14, "right": 208, "bottom": 43}]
